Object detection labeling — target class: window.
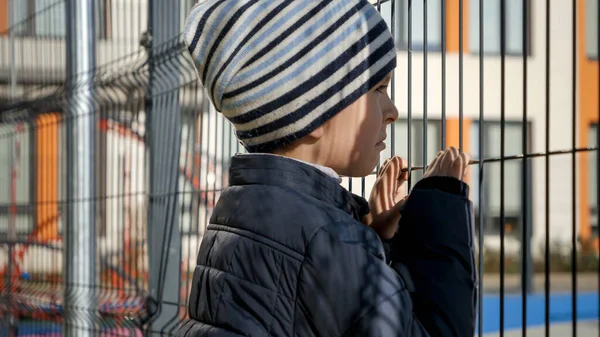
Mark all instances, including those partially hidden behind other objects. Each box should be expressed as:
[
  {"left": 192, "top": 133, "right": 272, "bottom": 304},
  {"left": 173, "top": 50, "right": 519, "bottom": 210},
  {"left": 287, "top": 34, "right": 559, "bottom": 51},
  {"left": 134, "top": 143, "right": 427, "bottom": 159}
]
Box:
[
  {"left": 586, "top": 0, "right": 598, "bottom": 60},
  {"left": 392, "top": 0, "right": 443, "bottom": 51},
  {"left": 179, "top": 109, "right": 202, "bottom": 235},
  {"left": 589, "top": 124, "right": 598, "bottom": 237},
  {"left": 470, "top": 120, "right": 531, "bottom": 237},
  {"left": 10, "top": 0, "right": 109, "bottom": 38},
  {"left": 181, "top": 0, "right": 197, "bottom": 30},
  {"left": 469, "top": 0, "right": 531, "bottom": 55},
  {"left": 0, "top": 122, "right": 34, "bottom": 238},
  {"left": 98, "top": 110, "right": 146, "bottom": 238},
  {"left": 392, "top": 119, "right": 443, "bottom": 183}
]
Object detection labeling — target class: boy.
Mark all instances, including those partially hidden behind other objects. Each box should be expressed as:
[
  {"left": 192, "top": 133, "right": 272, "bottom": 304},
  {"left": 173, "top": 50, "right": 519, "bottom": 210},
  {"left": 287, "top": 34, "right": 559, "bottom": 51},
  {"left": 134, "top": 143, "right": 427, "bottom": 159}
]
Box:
[{"left": 179, "top": 1, "right": 477, "bottom": 336}]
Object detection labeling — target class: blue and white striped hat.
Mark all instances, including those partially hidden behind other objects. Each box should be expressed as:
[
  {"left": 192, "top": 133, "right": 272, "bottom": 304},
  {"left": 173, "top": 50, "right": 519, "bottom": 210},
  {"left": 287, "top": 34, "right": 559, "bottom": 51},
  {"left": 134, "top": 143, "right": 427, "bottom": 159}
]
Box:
[{"left": 183, "top": 0, "right": 397, "bottom": 153}]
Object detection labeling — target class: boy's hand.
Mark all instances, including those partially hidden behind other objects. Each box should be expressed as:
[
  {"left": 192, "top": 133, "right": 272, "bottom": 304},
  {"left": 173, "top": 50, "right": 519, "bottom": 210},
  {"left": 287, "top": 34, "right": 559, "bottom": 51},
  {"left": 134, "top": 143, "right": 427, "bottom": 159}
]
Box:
[
  {"left": 423, "top": 147, "right": 471, "bottom": 182},
  {"left": 362, "top": 156, "right": 408, "bottom": 240},
  {"left": 363, "top": 148, "right": 470, "bottom": 239}
]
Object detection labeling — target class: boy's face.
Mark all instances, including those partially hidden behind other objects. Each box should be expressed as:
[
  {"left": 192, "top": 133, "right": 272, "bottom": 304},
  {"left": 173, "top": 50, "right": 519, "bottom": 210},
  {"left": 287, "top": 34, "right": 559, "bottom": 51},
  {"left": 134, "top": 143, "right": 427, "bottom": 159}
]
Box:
[{"left": 318, "top": 72, "right": 398, "bottom": 177}]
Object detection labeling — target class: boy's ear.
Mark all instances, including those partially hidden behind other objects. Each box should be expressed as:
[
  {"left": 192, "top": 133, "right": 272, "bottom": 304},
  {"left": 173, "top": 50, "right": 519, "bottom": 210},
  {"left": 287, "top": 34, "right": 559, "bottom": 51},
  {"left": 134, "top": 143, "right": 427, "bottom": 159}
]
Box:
[{"left": 307, "top": 124, "right": 325, "bottom": 141}]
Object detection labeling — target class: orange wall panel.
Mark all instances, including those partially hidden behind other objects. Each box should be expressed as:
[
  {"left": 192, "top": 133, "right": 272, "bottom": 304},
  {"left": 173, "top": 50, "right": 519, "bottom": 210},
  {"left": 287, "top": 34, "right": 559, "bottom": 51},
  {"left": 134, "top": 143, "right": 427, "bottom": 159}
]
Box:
[
  {"left": 578, "top": 0, "right": 599, "bottom": 243},
  {"left": 36, "top": 114, "right": 60, "bottom": 242},
  {"left": 0, "top": 0, "right": 7, "bottom": 35},
  {"left": 445, "top": 118, "right": 471, "bottom": 151},
  {"left": 446, "top": 118, "right": 472, "bottom": 189},
  {"left": 446, "top": 0, "right": 470, "bottom": 53}
]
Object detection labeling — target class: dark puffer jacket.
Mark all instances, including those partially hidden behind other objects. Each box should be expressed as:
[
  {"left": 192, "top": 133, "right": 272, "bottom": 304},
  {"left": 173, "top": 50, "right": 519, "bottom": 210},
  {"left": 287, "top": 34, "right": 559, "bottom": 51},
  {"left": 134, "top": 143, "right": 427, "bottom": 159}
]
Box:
[{"left": 177, "top": 154, "right": 477, "bottom": 337}]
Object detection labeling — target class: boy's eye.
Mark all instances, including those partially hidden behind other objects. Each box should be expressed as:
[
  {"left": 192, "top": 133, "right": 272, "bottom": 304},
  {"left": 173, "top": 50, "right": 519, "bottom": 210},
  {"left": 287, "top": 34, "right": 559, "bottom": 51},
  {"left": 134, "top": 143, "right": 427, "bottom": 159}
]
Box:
[{"left": 377, "top": 86, "right": 388, "bottom": 93}]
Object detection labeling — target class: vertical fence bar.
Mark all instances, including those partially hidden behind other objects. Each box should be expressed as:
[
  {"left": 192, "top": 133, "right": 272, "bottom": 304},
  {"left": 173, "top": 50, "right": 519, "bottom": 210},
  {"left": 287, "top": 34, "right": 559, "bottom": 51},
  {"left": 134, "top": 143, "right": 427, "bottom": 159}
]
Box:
[
  {"left": 65, "top": 0, "right": 97, "bottom": 335},
  {"left": 4, "top": 123, "right": 15, "bottom": 337},
  {"left": 477, "top": 0, "right": 484, "bottom": 336},
  {"left": 146, "top": 0, "right": 183, "bottom": 334},
  {"left": 423, "top": 0, "right": 428, "bottom": 171},
  {"left": 9, "top": 0, "right": 17, "bottom": 100},
  {"left": 521, "top": 0, "right": 532, "bottom": 336},
  {"left": 570, "top": 0, "right": 578, "bottom": 335},
  {"left": 500, "top": 0, "right": 506, "bottom": 335},
  {"left": 441, "top": 0, "right": 446, "bottom": 149},
  {"left": 459, "top": 0, "right": 463, "bottom": 152},
  {"left": 407, "top": 0, "right": 413, "bottom": 189},
  {"left": 200, "top": 95, "right": 210, "bottom": 241},
  {"left": 544, "top": 1, "right": 551, "bottom": 336},
  {"left": 374, "top": 0, "right": 383, "bottom": 177},
  {"left": 597, "top": 0, "right": 600, "bottom": 332},
  {"left": 390, "top": 0, "right": 396, "bottom": 156},
  {"left": 3, "top": 2, "right": 18, "bottom": 333}
]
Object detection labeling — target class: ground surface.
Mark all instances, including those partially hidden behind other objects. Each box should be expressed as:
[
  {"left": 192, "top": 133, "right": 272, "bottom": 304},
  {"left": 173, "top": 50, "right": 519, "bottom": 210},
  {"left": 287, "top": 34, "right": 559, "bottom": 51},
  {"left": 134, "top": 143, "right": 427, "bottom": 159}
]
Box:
[
  {"left": 5, "top": 273, "right": 600, "bottom": 336},
  {"left": 483, "top": 320, "right": 599, "bottom": 337},
  {"left": 483, "top": 273, "right": 600, "bottom": 293}
]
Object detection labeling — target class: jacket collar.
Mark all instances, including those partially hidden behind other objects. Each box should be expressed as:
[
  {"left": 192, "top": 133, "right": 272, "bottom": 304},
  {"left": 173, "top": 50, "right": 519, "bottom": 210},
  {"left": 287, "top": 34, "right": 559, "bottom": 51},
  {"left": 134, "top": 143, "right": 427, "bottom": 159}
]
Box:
[{"left": 228, "top": 154, "right": 370, "bottom": 220}]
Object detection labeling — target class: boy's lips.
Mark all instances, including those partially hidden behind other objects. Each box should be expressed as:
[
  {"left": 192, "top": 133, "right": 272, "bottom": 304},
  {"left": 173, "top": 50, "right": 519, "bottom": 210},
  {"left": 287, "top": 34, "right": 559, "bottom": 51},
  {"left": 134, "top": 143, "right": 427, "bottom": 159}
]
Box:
[{"left": 376, "top": 136, "right": 387, "bottom": 149}]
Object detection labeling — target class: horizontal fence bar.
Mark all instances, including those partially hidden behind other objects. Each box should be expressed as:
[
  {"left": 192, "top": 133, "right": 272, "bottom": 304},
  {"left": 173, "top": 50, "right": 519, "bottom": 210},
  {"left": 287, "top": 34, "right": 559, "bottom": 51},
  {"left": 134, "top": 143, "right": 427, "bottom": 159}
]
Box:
[{"left": 401, "top": 146, "right": 599, "bottom": 172}]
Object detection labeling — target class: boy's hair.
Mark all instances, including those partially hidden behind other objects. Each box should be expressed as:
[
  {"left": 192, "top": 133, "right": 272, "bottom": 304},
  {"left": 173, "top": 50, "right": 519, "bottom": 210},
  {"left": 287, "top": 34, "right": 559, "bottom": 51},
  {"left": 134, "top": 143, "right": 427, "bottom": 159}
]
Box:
[{"left": 184, "top": 0, "right": 396, "bottom": 153}]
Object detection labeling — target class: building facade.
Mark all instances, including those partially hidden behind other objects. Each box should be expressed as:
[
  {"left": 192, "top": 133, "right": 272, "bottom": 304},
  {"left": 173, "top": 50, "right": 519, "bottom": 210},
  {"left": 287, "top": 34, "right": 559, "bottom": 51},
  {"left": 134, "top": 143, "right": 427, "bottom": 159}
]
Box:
[{"left": 0, "top": 0, "right": 598, "bottom": 275}]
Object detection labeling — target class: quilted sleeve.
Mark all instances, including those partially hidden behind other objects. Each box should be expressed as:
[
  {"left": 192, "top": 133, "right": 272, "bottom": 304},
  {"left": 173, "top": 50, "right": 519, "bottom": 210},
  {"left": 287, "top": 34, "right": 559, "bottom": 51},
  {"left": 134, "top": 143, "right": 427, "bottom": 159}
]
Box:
[{"left": 295, "top": 223, "right": 431, "bottom": 337}]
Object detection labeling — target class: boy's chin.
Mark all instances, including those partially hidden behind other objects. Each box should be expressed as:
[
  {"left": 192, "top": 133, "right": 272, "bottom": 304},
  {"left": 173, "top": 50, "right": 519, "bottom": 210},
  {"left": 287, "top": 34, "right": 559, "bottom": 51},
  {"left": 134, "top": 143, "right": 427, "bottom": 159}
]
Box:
[{"left": 343, "top": 159, "right": 379, "bottom": 178}]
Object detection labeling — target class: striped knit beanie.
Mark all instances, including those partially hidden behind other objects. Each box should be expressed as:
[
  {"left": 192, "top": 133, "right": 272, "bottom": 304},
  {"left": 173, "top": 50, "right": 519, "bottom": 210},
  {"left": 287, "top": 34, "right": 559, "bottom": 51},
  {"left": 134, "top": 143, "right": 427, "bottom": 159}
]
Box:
[{"left": 183, "top": 0, "right": 397, "bottom": 153}]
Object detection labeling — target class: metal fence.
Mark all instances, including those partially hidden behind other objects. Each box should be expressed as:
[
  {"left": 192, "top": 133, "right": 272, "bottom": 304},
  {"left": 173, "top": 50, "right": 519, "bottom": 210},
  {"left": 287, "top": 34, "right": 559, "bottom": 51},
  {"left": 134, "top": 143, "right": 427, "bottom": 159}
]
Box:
[{"left": 0, "top": 0, "right": 599, "bottom": 336}]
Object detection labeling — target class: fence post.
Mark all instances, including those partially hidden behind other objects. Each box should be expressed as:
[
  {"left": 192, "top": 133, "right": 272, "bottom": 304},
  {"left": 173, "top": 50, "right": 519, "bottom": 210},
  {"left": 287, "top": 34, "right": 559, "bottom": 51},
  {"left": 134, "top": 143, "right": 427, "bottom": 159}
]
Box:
[
  {"left": 146, "top": 0, "right": 183, "bottom": 334},
  {"left": 2, "top": 2, "right": 18, "bottom": 335},
  {"left": 64, "top": 0, "right": 97, "bottom": 336}
]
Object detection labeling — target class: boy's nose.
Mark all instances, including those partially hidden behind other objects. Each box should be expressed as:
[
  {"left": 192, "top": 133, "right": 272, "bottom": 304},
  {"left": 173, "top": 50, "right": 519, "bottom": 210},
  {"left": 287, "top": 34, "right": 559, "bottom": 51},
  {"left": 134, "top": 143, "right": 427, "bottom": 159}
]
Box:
[{"left": 384, "top": 99, "right": 399, "bottom": 124}]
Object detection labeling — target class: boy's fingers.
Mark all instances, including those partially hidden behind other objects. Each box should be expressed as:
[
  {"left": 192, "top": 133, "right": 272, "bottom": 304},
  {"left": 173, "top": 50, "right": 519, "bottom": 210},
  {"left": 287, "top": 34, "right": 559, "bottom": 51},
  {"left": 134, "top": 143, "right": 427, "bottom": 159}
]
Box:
[
  {"left": 461, "top": 152, "right": 470, "bottom": 167},
  {"left": 393, "top": 186, "right": 405, "bottom": 204},
  {"left": 461, "top": 153, "right": 471, "bottom": 181},
  {"left": 424, "top": 151, "right": 443, "bottom": 177},
  {"left": 377, "top": 157, "right": 395, "bottom": 182},
  {"left": 399, "top": 168, "right": 408, "bottom": 183},
  {"left": 384, "top": 156, "right": 404, "bottom": 184},
  {"left": 380, "top": 156, "right": 401, "bottom": 175},
  {"left": 380, "top": 158, "right": 391, "bottom": 172},
  {"left": 440, "top": 149, "right": 454, "bottom": 174},
  {"left": 451, "top": 154, "right": 464, "bottom": 179},
  {"left": 396, "top": 157, "right": 408, "bottom": 182},
  {"left": 372, "top": 156, "right": 403, "bottom": 210},
  {"left": 390, "top": 195, "right": 408, "bottom": 214},
  {"left": 448, "top": 147, "right": 459, "bottom": 161}
]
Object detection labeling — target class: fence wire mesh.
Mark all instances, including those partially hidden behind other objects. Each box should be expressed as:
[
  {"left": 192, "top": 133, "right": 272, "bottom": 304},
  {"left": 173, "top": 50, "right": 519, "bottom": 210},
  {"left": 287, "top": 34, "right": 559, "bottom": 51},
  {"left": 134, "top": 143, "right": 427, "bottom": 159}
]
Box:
[{"left": 0, "top": 0, "right": 599, "bottom": 336}]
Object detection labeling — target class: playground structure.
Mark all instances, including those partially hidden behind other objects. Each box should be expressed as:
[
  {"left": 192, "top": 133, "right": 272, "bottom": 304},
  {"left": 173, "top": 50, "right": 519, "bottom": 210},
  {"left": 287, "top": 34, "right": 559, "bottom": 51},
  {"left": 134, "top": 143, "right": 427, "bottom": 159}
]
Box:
[{"left": 0, "top": 115, "right": 227, "bottom": 335}]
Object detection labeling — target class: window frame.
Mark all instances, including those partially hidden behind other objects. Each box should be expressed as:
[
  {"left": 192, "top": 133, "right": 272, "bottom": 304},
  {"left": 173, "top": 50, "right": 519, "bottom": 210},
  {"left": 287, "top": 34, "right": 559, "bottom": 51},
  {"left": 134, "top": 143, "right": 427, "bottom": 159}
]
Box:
[
  {"left": 470, "top": 119, "right": 533, "bottom": 237},
  {"left": 586, "top": 0, "right": 599, "bottom": 61},
  {"left": 7, "top": 0, "right": 111, "bottom": 39},
  {"left": 589, "top": 123, "right": 598, "bottom": 238},
  {"left": 97, "top": 104, "right": 146, "bottom": 238},
  {"left": 0, "top": 117, "right": 37, "bottom": 239},
  {"left": 468, "top": 0, "right": 533, "bottom": 57},
  {"left": 392, "top": 118, "right": 444, "bottom": 186},
  {"left": 394, "top": 0, "right": 445, "bottom": 52}
]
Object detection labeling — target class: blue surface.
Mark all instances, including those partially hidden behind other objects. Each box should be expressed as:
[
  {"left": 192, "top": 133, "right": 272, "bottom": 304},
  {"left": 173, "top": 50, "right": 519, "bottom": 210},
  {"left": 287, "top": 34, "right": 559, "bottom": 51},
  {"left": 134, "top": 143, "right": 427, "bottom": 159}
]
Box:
[
  {"left": 8, "top": 293, "right": 600, "bottom": 335},
  {"left": 479, "top": 292, "right": 599, "bottom": 333},
  {"left": 16, "top": 323, "right": 60, "bottom": 335}
]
